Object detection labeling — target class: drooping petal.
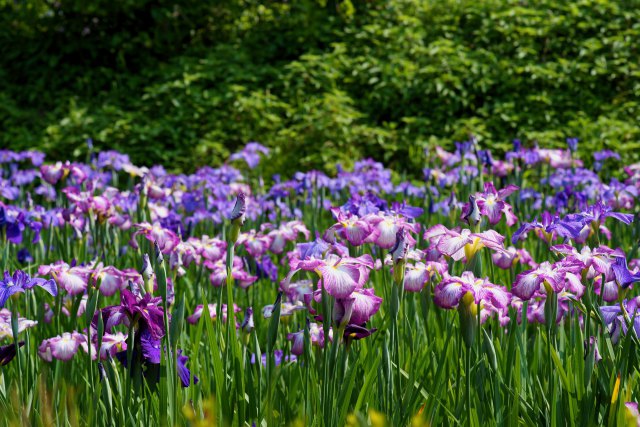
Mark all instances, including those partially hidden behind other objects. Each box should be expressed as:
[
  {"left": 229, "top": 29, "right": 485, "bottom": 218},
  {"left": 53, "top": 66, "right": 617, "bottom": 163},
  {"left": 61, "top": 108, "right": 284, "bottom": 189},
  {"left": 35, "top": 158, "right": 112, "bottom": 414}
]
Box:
[
  {"left": 434, "top": 281, "right": 464, "bottom": 309},
  {"left": 317, "top": 264, "right": 360, "bottom": 298},
  {"left": 348, "top": 288, "right": 382, "bottom": 325},
  {"left": 512, "top": 270, "right": 543, "bottom": 301}
]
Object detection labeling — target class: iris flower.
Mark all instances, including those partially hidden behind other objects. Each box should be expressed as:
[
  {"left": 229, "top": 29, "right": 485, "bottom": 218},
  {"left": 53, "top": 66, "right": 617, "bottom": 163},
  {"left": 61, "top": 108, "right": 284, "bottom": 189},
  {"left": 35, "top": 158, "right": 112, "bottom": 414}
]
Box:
[
  {"left": 0, "top": 341, "right": 24, "bottom": 365},
  {"left": 0, "top": 270, "right": 57, "bottom": 308},
  {"left": 132, "top": 223, "right": 180, "bottom": 254},
  {"left": 285, "top": 254, "right": 374, "bottom": 299},
  {"left": 434, "top": 271, "right": 510, "bottom": 314},
  {"left": 95, "top": 289, "right": 165, "bottom": 340},
  {"left": 611, "top": 256, "right": 640, "bottom": 289},
  {"left": 38, "top": 332, "right": 87, "bottom": 361},
  {"left": 0, "top": 207, "right": 42, "bottom": 245},
  {"left": 229, "top": 142, "right": 270, "bottom": 169},
  {"left": 187, "top": 303, "right": 241, "bottom": 325},
  {"left": 0, "top": 308, "right": 38, "bottom": 339},
  {"left": 467, "top": 182, "right": 519, "bottom": 226},
  {"left": 511, "top": 259, "right": 583, "bottom": 301},
  {"left": 426, "top": 225, "right": 508, "bottom": 262},
  {"left": 38, "top": 262, "right": 93, "bottom": 296},
  {"left": 323, "top": 209, "right": 374, "bottom": 246},
  {"left": 600, "top": 298, "right": 640, "bottom": 344},
  {"left": 511, "top": 212, "right": 586, "bottom": 245}
]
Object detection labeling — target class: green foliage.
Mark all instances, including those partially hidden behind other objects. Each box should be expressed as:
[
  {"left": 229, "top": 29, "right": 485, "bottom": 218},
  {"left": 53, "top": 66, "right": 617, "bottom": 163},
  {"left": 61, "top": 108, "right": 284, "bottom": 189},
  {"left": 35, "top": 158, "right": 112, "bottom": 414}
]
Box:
[{"left": 1, "top": 0, "right": 639, "bottom": 174}]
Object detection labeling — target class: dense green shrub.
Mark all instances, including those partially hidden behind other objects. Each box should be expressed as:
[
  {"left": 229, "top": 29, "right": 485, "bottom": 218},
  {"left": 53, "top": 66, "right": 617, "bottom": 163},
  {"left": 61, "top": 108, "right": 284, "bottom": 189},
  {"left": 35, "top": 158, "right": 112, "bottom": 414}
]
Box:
[{"left": 1, "top": 0, "right": 639, "bottom": 175}]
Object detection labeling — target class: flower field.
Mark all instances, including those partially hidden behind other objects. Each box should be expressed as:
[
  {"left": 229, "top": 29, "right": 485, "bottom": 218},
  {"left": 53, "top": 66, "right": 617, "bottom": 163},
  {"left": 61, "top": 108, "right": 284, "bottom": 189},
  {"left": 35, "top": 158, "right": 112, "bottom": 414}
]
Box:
[{"left": 1, "top": 140, "right": 640, "bottom": 426}]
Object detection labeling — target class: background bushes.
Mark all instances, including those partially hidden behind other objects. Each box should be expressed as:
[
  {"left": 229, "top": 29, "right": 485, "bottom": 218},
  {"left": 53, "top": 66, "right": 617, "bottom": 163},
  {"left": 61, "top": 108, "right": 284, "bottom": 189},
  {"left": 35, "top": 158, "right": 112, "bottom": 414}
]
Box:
[{"left": 1, "top": 0, "right": 639, "bottom": 176}]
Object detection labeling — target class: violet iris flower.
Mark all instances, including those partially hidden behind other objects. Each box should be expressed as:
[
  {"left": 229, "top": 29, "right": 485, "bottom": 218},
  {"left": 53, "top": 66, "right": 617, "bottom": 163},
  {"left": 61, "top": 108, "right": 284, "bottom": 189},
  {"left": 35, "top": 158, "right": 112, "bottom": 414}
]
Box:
[
  {"left": 0, "top": 207, "right": 27, "bottom": 244},
  {"left": 612, "top": 256, "right": 640, "bottom": 289},
  {"left": 511, "top": 212, "right": 586, "bottom": 245},
  {"left": 0, "top": 270, "right": 57, "bottom": 308},
  {"left": 581, "top": 200, "right": 634, "bottom": 226},
  {"left": 17, "top": 248, "right": 33, "bottom": 264},
  {"left": 229, "top": 142, "right": 270, "bottom": 169},
  {"left": 600, "top": 298, "right": 640, "bottom": 344},
  {"left": 296, "top": 237, "right": 330, "bottom": 259},
  {"left": 593, "top": 150, "right": 620, "bottom": 171}
]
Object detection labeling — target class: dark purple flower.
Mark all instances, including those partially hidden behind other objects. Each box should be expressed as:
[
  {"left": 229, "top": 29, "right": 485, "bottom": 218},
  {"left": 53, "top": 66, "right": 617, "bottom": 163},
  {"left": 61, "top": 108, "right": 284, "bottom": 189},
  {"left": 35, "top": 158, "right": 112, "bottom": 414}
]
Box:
[
  {"left": 0, "top": 270, "right": 57, "bottom": 308},
  {"left": 512, "top": 212, "right": 586, "bottom": 245},
  {"left": 17, "top": 248, "right": 33, "bottom": 264},
  {"left": 94, "top": 289, "right": 165, "bottom": 340},
  {"left": 177, "top": 350, "right": 198, "bottom": 387},
  {"left": 0, "top": 207, "right": 42, "bottom": 245},
  {"left": 513, "top": 139, "right": 522, "bottom": 152},
  {"left": 477, "top": 149, "right": 493, "bottom": 166},
  {"left": 343, "top": 324, "right": 377, "bottom": 342},
  {"left": 584, "top": 201, "right": 634, "bottom": 225},
  {"left": 0, "top": 341, "right": 24, "bottom": 365}
]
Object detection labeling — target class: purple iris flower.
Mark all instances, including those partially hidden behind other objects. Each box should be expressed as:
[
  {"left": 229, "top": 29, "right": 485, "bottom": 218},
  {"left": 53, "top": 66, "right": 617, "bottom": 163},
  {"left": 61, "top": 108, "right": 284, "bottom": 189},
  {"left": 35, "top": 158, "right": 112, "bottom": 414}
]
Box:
[
  {"left": 17, "top": 248, "right": 33, "bottom": 264},
  {"left": 600, "top": 298, "right": 640, "bottom": 344},
  {"left": 250, "top": 349, "right": 297, "bottom": 367},
  {"left": 344, "top": 324, "right": 377, "bottom": 342},
  {"left": 513, "top": 139, "right": 522, "bottom": 152},
  {"left": 256, "top": 256, "right": 278, "bottom": 282},
  {"left": 94, "top": 289, "right": 165, "bottom": 340},
  {"left": 0, "top": 207, "right": 42, "bottom": 245},
  {"left": 566, "top": 137, "right": 579, "bottom": 152},
  {"left": 0, "top": 270, "right": 57, "bottom": 308},
  {"left": 477, "top": 149, "right": 493, "bottom": 166},
  {"left": 594, "top": 150, "right": 620, "bottom": 162},
  {"left": 229, "top": 142, "right": 270, "bottom": 169},
  {"left": 391, "top": 202, "right": 424, "bottom": 219},
  {"left": 341, "top": 193, "right": 385, "bottom": 217},
  {"left": 512, "top": 212, "right": 586, "bottom": 244},
  {"left": 455, "top": 141, "right": 473, "bottom": 155},
  {"left": 0, "top": 207, "right": 23, "bottom": 244},
  {"left": 612, "top": 257, "right": 640, "bottom": 289},
  {"left": 297, "top": 237, "right": 330, "bottom": 259},
  {"left": 96, "top": 151, "right": 132, "bottom": 171},
  {"left": 584, "top": 200, "right": 634, "bottom": 225},
  {"left": 0, "top": 341, "right": 24, "bottom": 365},
  {"left": 0, "top": 179, "right": 19, "bottom": 200}
]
